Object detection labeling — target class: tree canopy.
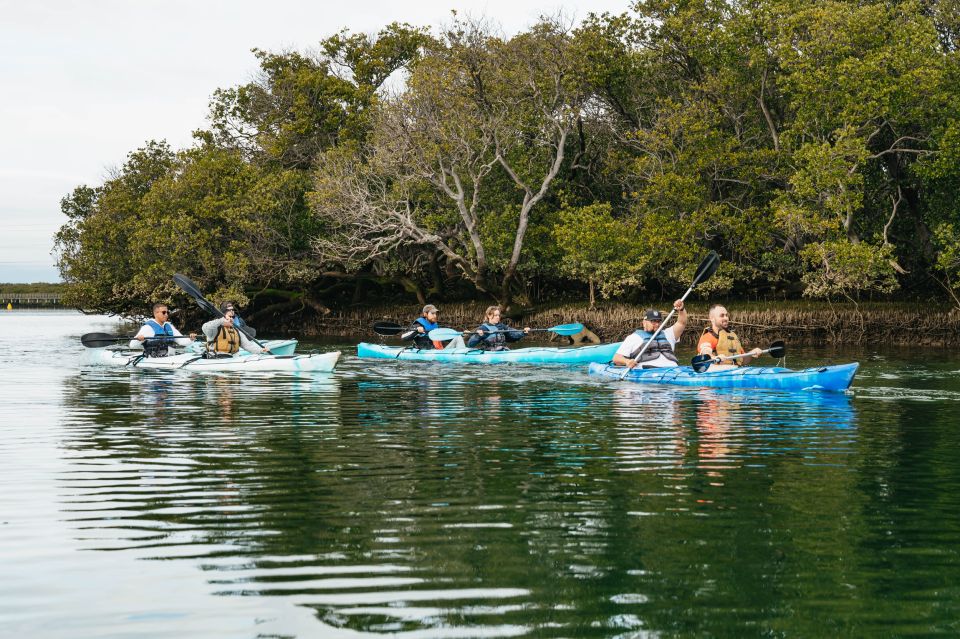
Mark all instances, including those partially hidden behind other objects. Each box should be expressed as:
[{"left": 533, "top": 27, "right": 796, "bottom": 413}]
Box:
[{"left": 55, "top": 1, "right": 960, "bottom": 317}]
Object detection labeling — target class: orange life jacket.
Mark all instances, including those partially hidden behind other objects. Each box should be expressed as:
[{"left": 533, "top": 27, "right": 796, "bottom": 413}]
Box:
[{"left": 699, "top": 327, "right": 745, "bottom": 364}]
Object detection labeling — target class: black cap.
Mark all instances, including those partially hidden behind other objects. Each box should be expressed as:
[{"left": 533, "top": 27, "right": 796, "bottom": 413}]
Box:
[
  {"left": 644, "top": 309, "right": 663, "bottom": 321},
  {"left": 220, "top": 301, "right": 236, "bottom": 313}
]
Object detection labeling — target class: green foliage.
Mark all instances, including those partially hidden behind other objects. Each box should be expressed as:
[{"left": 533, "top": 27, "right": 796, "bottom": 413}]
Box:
[
  {"left": 54, "top": 1, "right": 960, "bottom": 316},
  {"left": 552, "top": 203, "right": 646, "bottom": 300},
  {"left": 800, "top": 240, "right": 899, "bottom": 299}
]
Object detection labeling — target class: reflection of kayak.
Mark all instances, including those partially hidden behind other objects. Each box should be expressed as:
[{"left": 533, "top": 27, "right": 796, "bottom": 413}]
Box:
[
  {"left": 589, "top": 362, "right": 859, "bottom": 392},
  {"left": 357, "top": 342, "right": 620, "bottom": 364},
  {"left": 84, "top": 349, "right": 340, "bottom": 373},
  {"left": 185, "top": 338, "right": 298, "bottom": 356}
]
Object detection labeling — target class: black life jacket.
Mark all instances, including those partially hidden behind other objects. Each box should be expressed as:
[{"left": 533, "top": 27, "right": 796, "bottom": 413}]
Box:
[{"left": 143, "top": 320, "right": 174, "bottom": 357}]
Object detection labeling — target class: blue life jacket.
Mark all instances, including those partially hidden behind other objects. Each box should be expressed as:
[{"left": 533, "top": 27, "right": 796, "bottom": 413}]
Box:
[
  {"left": 408, "top": 316, "right": 441, "bottom": 349},
  {"left": 143, "top": 320, "right": 175, "bottom": 357},
  {"left": 630, "top": 329, "right": 678, "bottom": 364},
  {"left": 414, "top": 317, "right": 439, "bottom": 332}
]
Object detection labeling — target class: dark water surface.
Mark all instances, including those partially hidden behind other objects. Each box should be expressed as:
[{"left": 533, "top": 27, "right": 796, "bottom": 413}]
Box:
[{"left": 2, "top": 311, "right": 959, "bottom": 637}]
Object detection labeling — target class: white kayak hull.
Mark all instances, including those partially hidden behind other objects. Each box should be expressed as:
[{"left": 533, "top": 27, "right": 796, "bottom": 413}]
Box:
[{"left": 84, "top": 349, "right": 339, "bottom": 373}]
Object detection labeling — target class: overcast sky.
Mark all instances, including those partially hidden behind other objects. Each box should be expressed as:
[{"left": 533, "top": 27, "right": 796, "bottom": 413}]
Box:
[{"left": 0, "top": 0, "right": 629, "bottom": 283}]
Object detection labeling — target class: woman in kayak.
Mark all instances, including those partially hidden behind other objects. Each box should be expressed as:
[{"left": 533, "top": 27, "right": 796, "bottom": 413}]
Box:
[
  {"left": 202, "top": 301, "right": 270, "bottom": 355},
  {"left": 466, "top": 306, "right": 530, "bottom": 351},
  {"left": 129, "top": 303, "right": 196, "bottom": 357}
]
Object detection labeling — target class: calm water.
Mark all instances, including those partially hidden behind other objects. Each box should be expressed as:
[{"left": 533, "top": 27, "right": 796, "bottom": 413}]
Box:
[{"left": 2, "top": 310, "right": 960, "bottom": 638}]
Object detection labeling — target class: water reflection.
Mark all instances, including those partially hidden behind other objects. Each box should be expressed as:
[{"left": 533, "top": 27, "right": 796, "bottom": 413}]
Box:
[
  {"left": 609, "top": 384, "right": 856, "bottom": 476},
  {"left": 12, "top": 313, "right": 960, "bottom": 636},
  {"left": 49, "top": 362, "right": 870, "bottom": 636}
]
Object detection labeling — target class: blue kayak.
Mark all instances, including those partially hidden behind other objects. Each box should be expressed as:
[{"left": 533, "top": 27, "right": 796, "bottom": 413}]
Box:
[
  {"left": 588, "top": 362, "right": 859, "bottom": 392},
  {"left": 357, "top": 342, "right": 620, "bottom": 364}
]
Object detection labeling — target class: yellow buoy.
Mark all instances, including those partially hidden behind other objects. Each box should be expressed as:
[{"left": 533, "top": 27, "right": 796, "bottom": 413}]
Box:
[{"left": 5, "top": 303, "right": 11, "bottom": 310}]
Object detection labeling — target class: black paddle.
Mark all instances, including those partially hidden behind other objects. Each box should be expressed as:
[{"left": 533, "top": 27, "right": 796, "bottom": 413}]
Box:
[
  {"left": 80, "top": 332, "right": 197, "bottom": 348},
  {"left": 172, "top": 273, "right": 263, "bottom": 346},
  {"left": 373, "top": 321, "right": 405, "bottom": 336},
  {"left": 691, "top": 340, "right": 786, "bottom": 373},
  {"left": 620, "top": 251, "right": 720, "bottom": 379}
]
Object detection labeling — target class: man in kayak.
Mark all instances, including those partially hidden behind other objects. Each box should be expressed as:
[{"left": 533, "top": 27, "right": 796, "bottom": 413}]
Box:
[
  {"left": 467, "top": 306, "right": 531, "bottom": 351},
  {"left": 401, "top": 304, "right": 444, "bottom": 349},
  {"left": 696, "top": 304, "right": 763, "bottom": 370},
  {"left": 202, "top": 301, "right": 270, "bottom": 355},
  {"left": 613, "top": 300, "right": 687, "bottom": 369},
  {"left": 129, "top": 303, "right": 196, "bottom": 357}
]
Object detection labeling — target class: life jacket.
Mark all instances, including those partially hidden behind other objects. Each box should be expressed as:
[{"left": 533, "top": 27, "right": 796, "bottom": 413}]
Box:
[
  {"left": 473, "top": 322, "right": 508, "bottom": 351},
  {"left": 143, "top": 320, "right": 174, "bottom": 357},
  {"left": 414, "top": 317, "right": 443, "bottom": 349},
  {"left": 702, "top": 327, "right": 745, "bottom": 364},
  {"left": 630, "top": 329, "right": 678, "bottom": 364},
  {"left": 208, "top": 322, "right": 241, "bottom": 354}
]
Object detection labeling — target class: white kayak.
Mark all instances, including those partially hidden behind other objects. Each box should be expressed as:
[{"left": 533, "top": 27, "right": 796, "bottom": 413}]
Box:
[
  {"left": 184, "top": 338, "right": 298, "bottom": 356},
  {"left": 83, "top": 348, "right": 339, "bottom": 373}
]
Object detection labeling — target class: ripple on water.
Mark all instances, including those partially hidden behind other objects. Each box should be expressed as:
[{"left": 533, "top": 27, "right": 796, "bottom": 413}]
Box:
[{"left": 6, "top": 315, "right": 960, "bottom": 636}]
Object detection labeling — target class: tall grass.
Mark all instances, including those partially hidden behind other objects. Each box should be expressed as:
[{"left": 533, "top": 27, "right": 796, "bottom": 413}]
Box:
[{"left": 291, "top": 300, "right": 960, "bottom": 345}]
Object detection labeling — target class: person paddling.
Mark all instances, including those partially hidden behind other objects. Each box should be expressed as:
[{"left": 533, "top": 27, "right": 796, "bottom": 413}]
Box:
[
  {"left": 401, "top": 304, "right": 445, "bottom": 349},
  {"left": 613, "top": 300, "right": 687, "bottom": 369},
  {"left": 130, "top": 303, "right": 196, "bottom": 357},
  {"left": 466, "top": 306, "right": 530, "bottom": 351},
  {"left": 202, "top": 301, "right": 270, "bottom": 355},
  {"left": 696, "top": 304, "right": 762, "bottom": 370}
]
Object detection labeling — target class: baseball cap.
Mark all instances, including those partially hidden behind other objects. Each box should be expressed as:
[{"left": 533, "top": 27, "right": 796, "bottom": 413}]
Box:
[
  {"left": 644, "top": 309, "right": 663, "bottom": 321},
  {"left": 422, "top": 304, "right": 439, "bottom": 314}
]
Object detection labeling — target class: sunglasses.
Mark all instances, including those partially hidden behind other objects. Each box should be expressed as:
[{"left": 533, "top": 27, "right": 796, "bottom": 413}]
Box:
[{"left": 158, "top": 310, "right": 169, "bottom": 315}]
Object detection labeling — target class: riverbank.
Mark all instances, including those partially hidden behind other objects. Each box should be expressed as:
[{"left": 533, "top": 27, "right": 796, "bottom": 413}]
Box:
[{"left": 290, "top": 300, "right": 960, "bottom": 345}]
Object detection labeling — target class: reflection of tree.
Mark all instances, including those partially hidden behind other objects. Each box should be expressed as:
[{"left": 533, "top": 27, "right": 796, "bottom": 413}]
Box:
[{"left": 56, "top": 368, "right": 880, "bottom": 635}]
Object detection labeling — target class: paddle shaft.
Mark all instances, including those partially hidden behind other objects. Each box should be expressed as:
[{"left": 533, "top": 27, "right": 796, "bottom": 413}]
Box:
[
  {"left": 708, "top": 344, "right": 780, "bottom": 365},
  {"left": 81, "top": 333, "right": 197, "bottom": 348},
  {"left": 619, "top": 296, "right": 689, "bottom": 379},
  {"left": 173, "top": 274, "right": 264, "bottom": 347},
  {"left": 619, "top": 251, "right": 718, "bottom": 380}
]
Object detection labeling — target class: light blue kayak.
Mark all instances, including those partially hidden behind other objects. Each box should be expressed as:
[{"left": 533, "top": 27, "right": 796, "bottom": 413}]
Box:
[
  {"left": 185, "top": 338, "right": 298, "bottom": 356},
  {"left": 357, "top": 341, "right": 621, "bottom": 364},
  {"left": 588, "top": 362, "right": 859, "bottom": 392}
]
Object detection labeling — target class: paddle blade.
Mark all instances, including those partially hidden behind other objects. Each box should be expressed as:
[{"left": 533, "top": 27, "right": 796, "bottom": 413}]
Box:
[
  {"left": 173, "top": 273, "right": 204, "bottom": 299},
  {"left": 690, "top": 354, "right": 712, "bottom": 373},
  {"left": 174, "top": 273, "right": 257, "bottom": 339},
  {"left": 373, "top": 321, "right": 404, "bottom": 336},
  {"left": 427, "top": 328, "right": 463, "bottom": 342},
  {"left": 174, "top": 273, "right": 219, "bottom": 316},
  {"left": 767, "top": 340, "right": 786, "bottom": 358},
  {"left": 692, "top": 251, "right": 720, "bottom": 287},
  {"left": 81, "top": 332, "right": 122, "bottom": 348},
  {"left": 549, "top": 323, "right": 585, "bottom": 336}
]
